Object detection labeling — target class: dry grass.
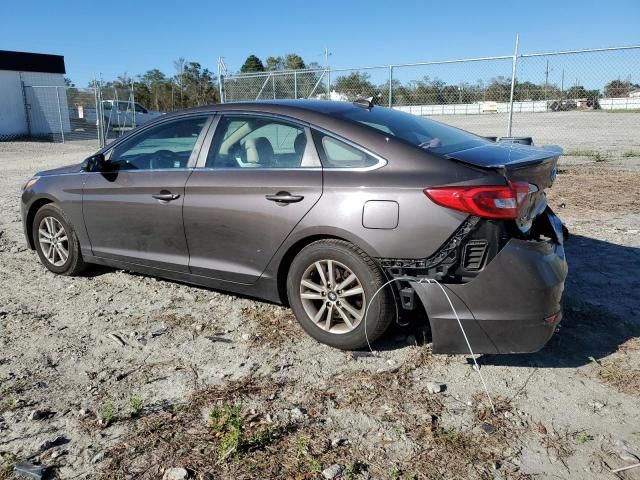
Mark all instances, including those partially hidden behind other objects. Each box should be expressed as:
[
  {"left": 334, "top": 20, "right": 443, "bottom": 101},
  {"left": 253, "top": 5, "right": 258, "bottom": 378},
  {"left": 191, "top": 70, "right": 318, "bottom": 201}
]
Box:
[
  {"left": 96, "top": 374, "right": 364, "bottom": 479},
  {"left": 546, "top": 166, "right": 640, "bottom": 213},
  {"left": 617, "top": 337, "right": 640, "bottom": 354},
  {"left": 0, "top": 378, "right": 26, "bottom": 415},
  {"left": 535, "top": 424, "right": 576, "bottom": 469},
  {"left": 0, "top": 453, "right": 16, "bottom": 480},
  {"left": 591, "top": 358, "right": 640, "bottom": 395},
  {"left": 241, "top": 305, "right": 301, "bottom": 348},
  {"left": 96, "top": 364, "right": 536, "bottom": 479}
]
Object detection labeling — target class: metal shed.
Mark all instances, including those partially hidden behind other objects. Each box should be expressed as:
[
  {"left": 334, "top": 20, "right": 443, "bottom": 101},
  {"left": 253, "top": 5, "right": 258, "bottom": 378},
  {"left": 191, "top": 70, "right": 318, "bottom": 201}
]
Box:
[{"left": 0, "top": 50, "right": 69, "bottom": 140}]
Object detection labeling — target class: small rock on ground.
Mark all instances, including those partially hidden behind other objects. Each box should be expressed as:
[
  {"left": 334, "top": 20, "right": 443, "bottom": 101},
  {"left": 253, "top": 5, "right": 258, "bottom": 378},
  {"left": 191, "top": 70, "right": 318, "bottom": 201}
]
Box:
[
  {"left": 91, "top": 451, "right": 105, "bottom": 464},
  {"left": 28, "top": 409, "right": 52, "bottom": 421},
  {"left": 163, "top": 467, "right": 189, "bottom": 480},
  {"left": 322, "top": 464, "right": 345, "bottom": 479},
  {"left": 426, "top": 382, "right": 446, "bottom": 394}
]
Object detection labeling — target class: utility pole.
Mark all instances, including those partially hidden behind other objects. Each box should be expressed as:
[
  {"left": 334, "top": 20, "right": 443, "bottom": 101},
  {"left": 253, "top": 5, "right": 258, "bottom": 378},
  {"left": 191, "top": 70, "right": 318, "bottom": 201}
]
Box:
[
  {"left": 217, "top": 56, "right": 226, "bottom": 103},
  {"left": 324, "top": 47, "right": 331, "bottom": 98},
  {"left": 560, "top": 69, "right": 565, "bottom": 100},
  {"left": 544, "top": 59, "right": 549, "bottom": 102},
  {"left": 131, "top": 80, "right": 136, "bottom": 127},
  {"left": 507, "top": 33, "right": 519, "bottom": 137}
]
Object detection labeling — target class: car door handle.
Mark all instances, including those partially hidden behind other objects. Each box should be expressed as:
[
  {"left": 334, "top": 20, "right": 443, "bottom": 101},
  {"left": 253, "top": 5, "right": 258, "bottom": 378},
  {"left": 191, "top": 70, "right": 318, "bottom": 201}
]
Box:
[
  {"left": 265, "top": 192, "right": 304, "bottom": 204},
  {"left": 152, "top": 191, "right": 180, "bottom": 201}
]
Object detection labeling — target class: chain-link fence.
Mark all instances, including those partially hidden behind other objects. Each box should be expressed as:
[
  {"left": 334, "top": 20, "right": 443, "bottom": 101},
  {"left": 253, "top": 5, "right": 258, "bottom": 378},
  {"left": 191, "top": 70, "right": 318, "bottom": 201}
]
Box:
[
  {"left": 22, "top": 85, "right": 94, "bottom": 143},
  {"left": 221, "top": 44, "right": 640, "bottom": 160},
  {"left": 20, "top": 84, "right": 170, "bottom": 147},
  {"left": 15, "top": 43, "right": 640, "bottom": 160}
]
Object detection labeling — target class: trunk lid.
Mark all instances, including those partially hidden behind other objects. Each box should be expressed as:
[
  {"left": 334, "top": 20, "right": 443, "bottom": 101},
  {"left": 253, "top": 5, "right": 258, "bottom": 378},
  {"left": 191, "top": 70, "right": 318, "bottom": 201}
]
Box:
[{"left": 446, "top": 142, "right": 562, "bottom": 232}]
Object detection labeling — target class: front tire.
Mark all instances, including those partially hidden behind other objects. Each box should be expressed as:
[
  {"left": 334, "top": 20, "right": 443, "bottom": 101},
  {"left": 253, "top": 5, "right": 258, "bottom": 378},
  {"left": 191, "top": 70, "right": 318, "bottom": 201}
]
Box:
[
  {"left": 286, "top": 239, "right": 393, "bottom": 350},
  {"left": 33, "top": 204, "right": 86, "bottom": 276}
]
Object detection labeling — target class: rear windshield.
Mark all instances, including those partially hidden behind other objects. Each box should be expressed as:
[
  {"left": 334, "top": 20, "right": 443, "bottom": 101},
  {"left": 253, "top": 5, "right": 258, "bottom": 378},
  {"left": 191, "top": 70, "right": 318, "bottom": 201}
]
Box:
[{"left": 336, "top": 106, "right": 490, "bottom": 156}]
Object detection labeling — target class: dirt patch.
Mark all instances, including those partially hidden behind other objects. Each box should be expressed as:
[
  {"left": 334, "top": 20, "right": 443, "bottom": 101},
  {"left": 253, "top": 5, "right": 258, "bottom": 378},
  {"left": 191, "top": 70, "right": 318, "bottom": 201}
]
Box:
[
  {"left": 96, "top": 370, "right": 532, "bottom": 479},
  {"left": 547, "top": 166, "right": 640, "bottom": 214}
]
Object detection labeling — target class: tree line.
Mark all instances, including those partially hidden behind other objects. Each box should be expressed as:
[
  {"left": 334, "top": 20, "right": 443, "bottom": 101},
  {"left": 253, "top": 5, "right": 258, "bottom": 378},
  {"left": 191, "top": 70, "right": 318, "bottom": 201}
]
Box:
[{"left": 65, "top": 53, "right": 639, "bottom": 111}]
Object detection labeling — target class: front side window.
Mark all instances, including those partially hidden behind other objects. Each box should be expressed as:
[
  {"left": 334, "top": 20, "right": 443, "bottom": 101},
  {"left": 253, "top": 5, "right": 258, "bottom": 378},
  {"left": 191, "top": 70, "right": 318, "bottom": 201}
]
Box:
[
  {"left": 311, "top": 131, "right": 379, "bottom": 169},
  {"left": 109, "top": 116, "right": 208, "bottom": 170},
  {"left": 206, "top": 115, "right": 314, "bottom": 168}
]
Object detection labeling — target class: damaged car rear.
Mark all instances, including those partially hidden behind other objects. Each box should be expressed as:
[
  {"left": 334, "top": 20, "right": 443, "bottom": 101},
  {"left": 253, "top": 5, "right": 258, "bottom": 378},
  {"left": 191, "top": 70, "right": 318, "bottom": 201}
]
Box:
[
  {"left": 291, "top": 101, "right": 569, "bottom": 354},
  {"left": 21, "top": 99, "right": 567, "bottom": 353}
]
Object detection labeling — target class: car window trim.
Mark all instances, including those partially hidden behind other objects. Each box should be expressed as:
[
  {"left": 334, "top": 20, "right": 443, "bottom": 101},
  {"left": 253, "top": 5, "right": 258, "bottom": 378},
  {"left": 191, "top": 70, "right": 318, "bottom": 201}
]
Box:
[
  {"left": 99, "top": 114, "right": 214, "bottom": 171},
  {"left": 194, "top": 112, "right": 321, "bottom": 170}
]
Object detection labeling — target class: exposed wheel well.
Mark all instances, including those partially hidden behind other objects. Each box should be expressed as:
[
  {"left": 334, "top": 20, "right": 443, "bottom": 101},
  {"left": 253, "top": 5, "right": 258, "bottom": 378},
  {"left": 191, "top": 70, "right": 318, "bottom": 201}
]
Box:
[
  {"left": 276, "top": 234, "right": 350, "bottom": 306},
  {"left": 25, "top": 199, "right": 54, "bottom": 249}
]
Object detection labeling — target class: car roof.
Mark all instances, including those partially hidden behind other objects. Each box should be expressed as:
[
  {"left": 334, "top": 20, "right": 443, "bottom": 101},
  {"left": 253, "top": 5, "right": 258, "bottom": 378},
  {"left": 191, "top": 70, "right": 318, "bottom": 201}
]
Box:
[
  {"left": 165, "top": 100, "right": 376, "bottom": 131},
  {"left": 180, "top": 99, "right": 361, "bottom": 116}
]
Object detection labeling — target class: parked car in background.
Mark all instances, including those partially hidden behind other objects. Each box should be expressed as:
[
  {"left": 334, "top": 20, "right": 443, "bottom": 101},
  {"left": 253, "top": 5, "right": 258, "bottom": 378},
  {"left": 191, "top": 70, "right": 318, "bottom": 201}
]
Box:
[
  {"left": 21, "top": 100, "right": 568, "bottom": 353},
  {"left": 84, "top": 100, "right": 163, "bottom": 128}
]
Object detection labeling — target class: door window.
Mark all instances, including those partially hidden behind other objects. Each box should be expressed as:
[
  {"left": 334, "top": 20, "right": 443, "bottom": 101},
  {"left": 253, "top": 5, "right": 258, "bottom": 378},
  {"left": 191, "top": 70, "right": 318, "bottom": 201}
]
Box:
[
  {"left": 206, "top": 116, "right": 316, "bottom": 168},
  {"left": 109, "top": 116, "right": 208, "bottom": 170}
]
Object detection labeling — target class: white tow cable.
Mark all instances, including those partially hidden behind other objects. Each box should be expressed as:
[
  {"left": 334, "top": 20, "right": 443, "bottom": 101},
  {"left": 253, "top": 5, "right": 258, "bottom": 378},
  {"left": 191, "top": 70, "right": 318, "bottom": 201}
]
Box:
[{"left": 363, "top": 275, "right": 496, "bottom": 415}]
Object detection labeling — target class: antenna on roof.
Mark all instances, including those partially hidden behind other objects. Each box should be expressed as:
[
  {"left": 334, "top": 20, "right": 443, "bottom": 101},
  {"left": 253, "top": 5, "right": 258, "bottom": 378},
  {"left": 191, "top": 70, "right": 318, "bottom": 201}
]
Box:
[{"left": 353, "top": 97, "right": 375, "bottom": 110}]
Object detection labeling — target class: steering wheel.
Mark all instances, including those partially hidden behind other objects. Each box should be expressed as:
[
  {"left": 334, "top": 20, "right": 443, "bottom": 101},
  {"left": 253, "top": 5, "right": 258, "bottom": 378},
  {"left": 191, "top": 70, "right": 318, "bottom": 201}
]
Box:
[{"left": 150, "top": 149, "right": 180, "bottom": 169}]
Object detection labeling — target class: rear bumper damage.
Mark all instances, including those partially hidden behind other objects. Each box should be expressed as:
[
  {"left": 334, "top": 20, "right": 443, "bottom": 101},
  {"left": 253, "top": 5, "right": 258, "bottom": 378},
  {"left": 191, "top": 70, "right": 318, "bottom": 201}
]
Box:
[{"left": 412, "top": 234, "right": 567, "bottom": 354}]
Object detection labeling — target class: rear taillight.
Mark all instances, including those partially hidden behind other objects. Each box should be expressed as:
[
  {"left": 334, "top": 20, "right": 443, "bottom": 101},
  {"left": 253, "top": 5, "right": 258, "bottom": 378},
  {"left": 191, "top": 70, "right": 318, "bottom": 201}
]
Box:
[{"left": 424, "top": 181, "right": 529, "bottom": 219}]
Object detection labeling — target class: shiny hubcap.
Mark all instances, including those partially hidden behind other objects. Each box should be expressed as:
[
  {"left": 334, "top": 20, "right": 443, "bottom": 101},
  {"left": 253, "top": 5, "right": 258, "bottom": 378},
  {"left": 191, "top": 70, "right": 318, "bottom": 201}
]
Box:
[
  {"left": 38, "top": 216, "right": 69, "bottom": 267},
  {"left": 299, "top": 259, "right": 365, "bottom": 334}
]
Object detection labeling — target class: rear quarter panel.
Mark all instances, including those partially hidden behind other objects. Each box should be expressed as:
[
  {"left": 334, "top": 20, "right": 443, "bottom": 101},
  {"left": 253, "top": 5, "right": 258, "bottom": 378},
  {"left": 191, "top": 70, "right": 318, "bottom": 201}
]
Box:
[{"left": 300, "top": 168, "right": 466, "bottom": 259}]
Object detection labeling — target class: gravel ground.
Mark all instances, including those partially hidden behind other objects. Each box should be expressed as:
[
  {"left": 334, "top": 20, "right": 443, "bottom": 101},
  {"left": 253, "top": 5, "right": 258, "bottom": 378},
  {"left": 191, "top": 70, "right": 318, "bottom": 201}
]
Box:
[
  {"left": 0, "top": 140, "right": 639, "bottom": 479},
  {"left": 441, "top": 110, "right": 640, "bottom": 156}
]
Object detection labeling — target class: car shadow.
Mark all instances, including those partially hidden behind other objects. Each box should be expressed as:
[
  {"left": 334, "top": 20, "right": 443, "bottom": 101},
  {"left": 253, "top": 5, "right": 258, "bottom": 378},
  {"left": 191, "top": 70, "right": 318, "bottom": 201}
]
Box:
[{"left": 477, "top": 234, "right": 640, "bottom": 368}]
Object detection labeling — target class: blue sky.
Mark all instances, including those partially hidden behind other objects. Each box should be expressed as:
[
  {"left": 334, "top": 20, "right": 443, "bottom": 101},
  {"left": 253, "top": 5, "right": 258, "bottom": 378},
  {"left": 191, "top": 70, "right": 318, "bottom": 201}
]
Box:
[{"left": 2, "top": 0, "right": 639, "bottom": 88}]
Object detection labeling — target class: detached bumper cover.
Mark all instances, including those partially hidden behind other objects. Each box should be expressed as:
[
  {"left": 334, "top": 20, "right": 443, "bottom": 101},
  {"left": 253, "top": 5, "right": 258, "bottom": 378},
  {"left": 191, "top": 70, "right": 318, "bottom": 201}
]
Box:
[{"left": 412, "top": 235, "right": 567, "bottom": 354}]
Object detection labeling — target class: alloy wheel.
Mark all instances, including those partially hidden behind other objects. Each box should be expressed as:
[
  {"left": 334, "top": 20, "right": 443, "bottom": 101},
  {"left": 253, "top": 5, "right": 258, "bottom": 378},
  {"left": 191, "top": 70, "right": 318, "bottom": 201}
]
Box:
[
  {"left": 38, "top": 216, "right": 69, "bottom": 267},
  {"left": 299, "top": 259, "right": 366, "bottom": 334}
]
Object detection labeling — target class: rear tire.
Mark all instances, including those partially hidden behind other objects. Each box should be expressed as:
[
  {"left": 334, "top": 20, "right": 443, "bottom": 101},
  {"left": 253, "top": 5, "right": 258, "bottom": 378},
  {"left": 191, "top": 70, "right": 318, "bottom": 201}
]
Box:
[
  {"left": 33, "top": 204, "right": 86, "bottom": 276},
  {"left": 286, "top": 239, "right": 393, "bottom": 350}
]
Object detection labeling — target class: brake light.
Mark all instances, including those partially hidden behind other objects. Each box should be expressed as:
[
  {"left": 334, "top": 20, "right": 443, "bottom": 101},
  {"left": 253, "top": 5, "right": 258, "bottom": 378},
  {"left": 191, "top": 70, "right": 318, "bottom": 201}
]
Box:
[{"left": 424, "top": 181, "right": 529, "bottom": 219}]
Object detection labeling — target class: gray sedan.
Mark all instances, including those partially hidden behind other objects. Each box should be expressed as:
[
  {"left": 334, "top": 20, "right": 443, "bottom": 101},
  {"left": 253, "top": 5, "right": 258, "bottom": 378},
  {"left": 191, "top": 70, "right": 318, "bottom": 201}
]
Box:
[{"left": 21, "top": 100, "right": 567, "bottom": 352}]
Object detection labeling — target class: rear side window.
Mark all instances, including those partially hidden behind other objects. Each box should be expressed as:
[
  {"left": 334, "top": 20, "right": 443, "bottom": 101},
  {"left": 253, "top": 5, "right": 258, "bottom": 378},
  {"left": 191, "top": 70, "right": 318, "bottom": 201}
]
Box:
[
  {"left": 336, "top": 107, "right": 490, "bottom": 156},
  {"left": 311, "top": 131, "right": 379, "bottom": 169}
]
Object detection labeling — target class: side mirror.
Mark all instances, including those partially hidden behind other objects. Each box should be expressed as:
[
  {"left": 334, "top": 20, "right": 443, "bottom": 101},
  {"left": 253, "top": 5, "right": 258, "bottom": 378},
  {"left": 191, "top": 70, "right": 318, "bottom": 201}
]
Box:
[{"left": 84, "top": 153, "right": 107, "bottom": 172}]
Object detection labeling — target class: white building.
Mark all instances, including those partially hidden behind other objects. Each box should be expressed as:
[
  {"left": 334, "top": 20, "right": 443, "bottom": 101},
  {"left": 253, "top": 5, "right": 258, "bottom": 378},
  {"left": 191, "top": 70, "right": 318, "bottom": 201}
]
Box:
[{"left": 0, "top": 50, "right": 69, "bottom": 140}]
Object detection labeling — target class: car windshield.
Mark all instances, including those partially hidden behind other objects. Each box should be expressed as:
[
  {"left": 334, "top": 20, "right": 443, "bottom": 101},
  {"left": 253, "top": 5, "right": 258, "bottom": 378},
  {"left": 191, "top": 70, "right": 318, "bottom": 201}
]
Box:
[{"left": 336, "top": 106, "right": 490, "bottom": 156}]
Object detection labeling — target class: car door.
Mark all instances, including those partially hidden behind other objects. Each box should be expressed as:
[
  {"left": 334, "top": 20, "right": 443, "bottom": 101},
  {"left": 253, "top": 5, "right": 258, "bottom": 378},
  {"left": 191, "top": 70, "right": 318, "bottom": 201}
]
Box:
[
  {"left": 183, "top": 114, "right": 323, "bottom": 284},
  {"left": 82, "top": 114, "right": 212, "bottom": 272}
]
